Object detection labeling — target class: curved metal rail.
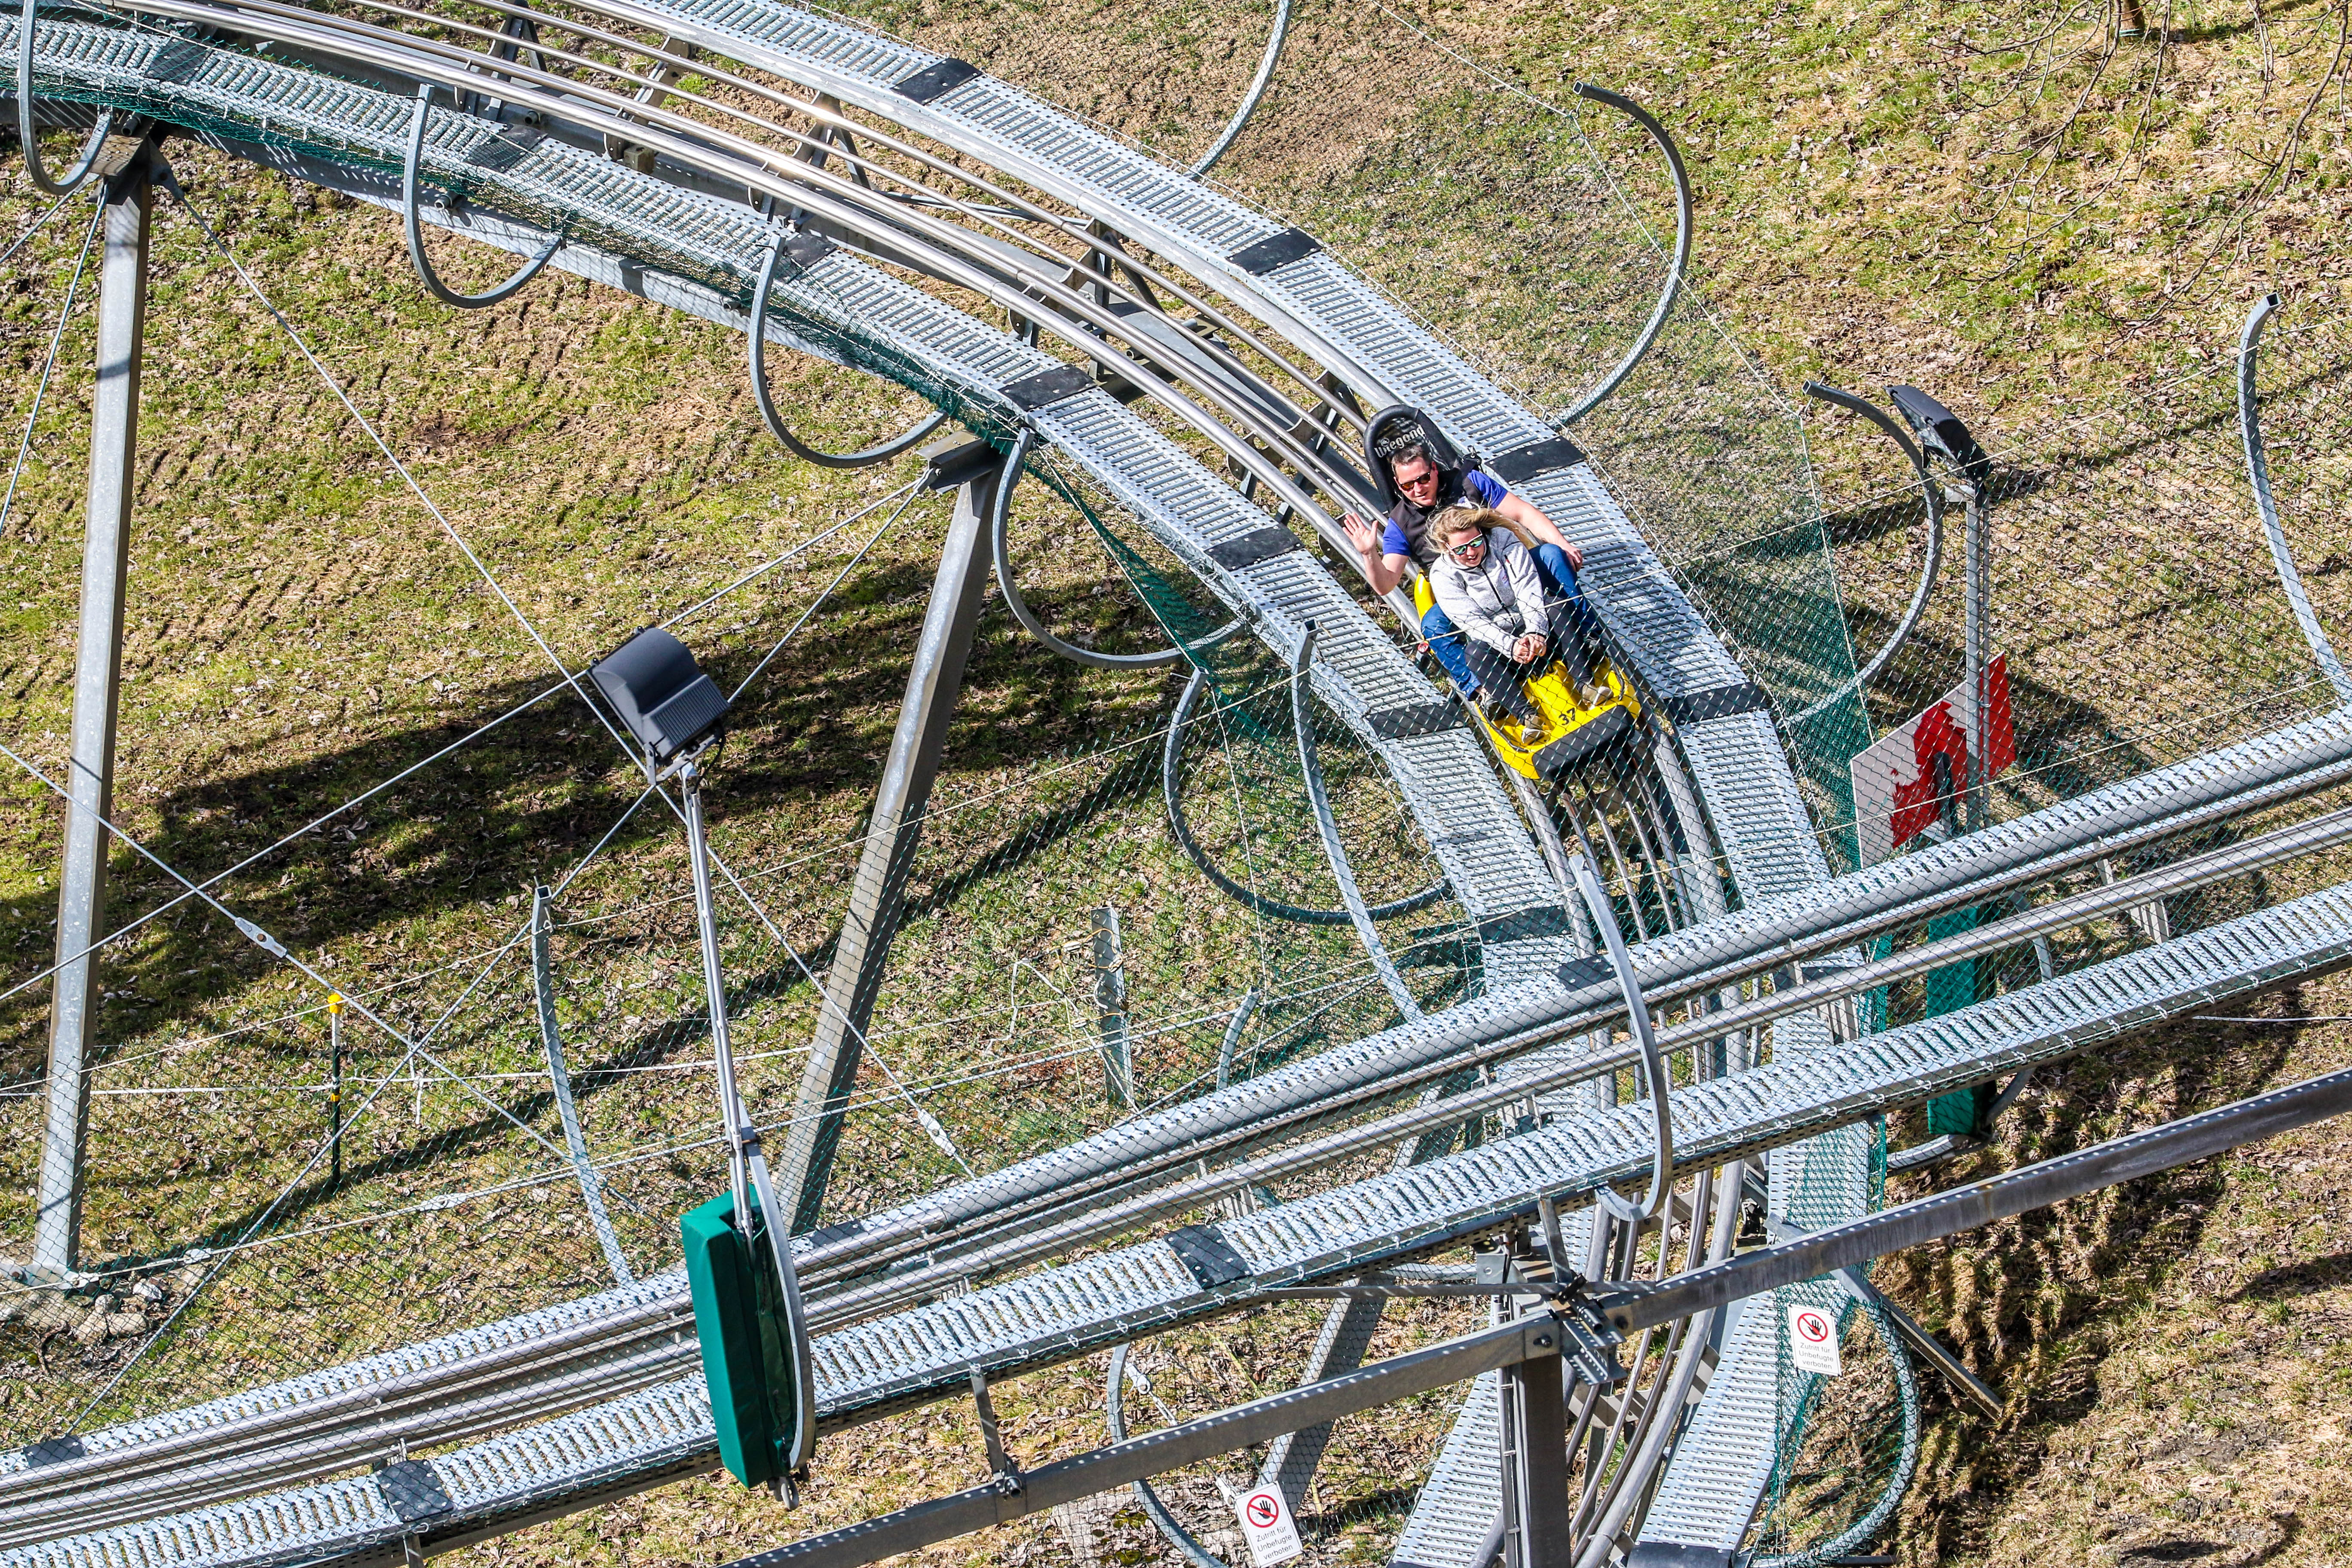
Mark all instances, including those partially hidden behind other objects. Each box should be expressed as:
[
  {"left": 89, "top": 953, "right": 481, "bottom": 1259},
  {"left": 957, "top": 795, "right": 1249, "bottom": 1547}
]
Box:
[
  {"left": 1557, "top": 83, "right": 1690, "bottom": 428},
  {"left": 749, "top": 224, "right": 948, "bottom": 467},
  {"left": 1186, "top": 0, "right": 1289, "bottom": 179},
  {"left": 2238, "top": 292, "right": 2352, "bottom": 706},
  {"left": 1799, "top": 381, "right": 1945, "bottom": 709},
  {"left": 990, "top": 426, "right": 1208, "bottom": 668},
  {"left": 1748, "top": 1293, "right": 1920, "bottom": 1568},
  {"left": 1163, "top": 666, "right": 1449, "bottom": 927},
  {"left": 1567, "top": 850, "right": 1672, "bottom": 1223},
  {"left": 14, "top": 0, "right": 111, "bottom": 196},
  {"left": 401, "top": 82, "right": 564, "bottom": 305},
  {"left": 15, "top": 757, "right": 2352, "bottom": 1551},
  {"left": 1292, "top": 621, "right": 1422, "bottom": 1021}
]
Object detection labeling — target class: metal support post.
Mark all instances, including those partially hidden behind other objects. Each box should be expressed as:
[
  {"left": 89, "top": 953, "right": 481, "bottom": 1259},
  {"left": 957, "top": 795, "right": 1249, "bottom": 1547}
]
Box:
[
  {"left": 683, "top": 757, "right": 816, "bottom": 1472},
  {"left": 1090, "top": 905, "right": 1133, "bottom": 1108},
  {"left": 777, "top": 442, "right": 999, "bottom": 1234},
  {"left": 1961, "top": 479, "right": 1990, "bottom": 830},
  {"left": 1500, "top": 1278, "right": 1573, "bottom": 1568},
  {"left": 32, "top": 147, "right": 153, "bottom": 1280},
  {"left": 533, "top": 885, "right": 632, "bottom": 1285}
]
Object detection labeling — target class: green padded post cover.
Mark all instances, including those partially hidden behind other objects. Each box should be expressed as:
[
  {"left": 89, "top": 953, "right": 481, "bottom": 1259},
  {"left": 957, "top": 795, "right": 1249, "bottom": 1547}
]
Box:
[
  {"left": 1921, "top": 905, "right": 1992, "bottom": 1137},
  {"left": 680, "top": 1190, "right": 799, "bottom": 1488}
]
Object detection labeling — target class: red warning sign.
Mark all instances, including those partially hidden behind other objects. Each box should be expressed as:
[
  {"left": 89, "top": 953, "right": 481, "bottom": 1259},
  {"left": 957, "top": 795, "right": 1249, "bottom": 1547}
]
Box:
[{"left": 1850, "top": 654, "right": 2018, "bottom": 866}]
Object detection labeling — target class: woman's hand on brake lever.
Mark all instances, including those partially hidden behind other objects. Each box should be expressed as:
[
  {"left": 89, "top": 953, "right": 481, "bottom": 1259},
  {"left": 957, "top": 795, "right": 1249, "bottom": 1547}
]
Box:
[{"left": 1514, "top": 632, "right": 1548, "bottom": 665}]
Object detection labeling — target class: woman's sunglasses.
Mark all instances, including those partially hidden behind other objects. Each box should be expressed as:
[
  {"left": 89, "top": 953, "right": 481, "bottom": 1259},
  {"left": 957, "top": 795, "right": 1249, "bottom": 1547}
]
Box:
[{"left": 1446, "top": 536, "right": 1486, "bottom": 560}]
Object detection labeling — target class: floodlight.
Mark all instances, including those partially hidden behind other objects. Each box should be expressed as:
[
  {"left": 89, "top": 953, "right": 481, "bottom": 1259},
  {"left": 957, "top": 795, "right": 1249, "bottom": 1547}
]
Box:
[
  {"left": 588, "top": 627, "right": 729, "bottom": 764},
  {"left": 1887, "top": 385, "right": 1993, "bottom": 489}
]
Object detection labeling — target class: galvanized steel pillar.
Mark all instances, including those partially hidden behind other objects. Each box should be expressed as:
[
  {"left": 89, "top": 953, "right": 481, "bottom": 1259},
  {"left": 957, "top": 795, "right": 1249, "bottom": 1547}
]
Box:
[
  {"left": 776, "top": 439, "right": 999, "bottom": 1234},
  {"left": 34, "top": 147, "right": 154, "bottom": 1279}
]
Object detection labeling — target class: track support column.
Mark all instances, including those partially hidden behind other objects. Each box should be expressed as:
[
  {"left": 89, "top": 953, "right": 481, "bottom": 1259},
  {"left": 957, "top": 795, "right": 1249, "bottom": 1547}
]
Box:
[
  {"left": 33, "top": 145, "right": 155, "bottom": 1280},
  {"left": 776, "top": 438, "right": 1000, "bottom": 1234}
]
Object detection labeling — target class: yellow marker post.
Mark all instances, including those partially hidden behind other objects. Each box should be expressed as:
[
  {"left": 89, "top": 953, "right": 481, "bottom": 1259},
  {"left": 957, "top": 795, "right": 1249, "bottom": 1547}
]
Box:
[{"left": 326, "top": 992, "right": 345, "bottom": 1189}]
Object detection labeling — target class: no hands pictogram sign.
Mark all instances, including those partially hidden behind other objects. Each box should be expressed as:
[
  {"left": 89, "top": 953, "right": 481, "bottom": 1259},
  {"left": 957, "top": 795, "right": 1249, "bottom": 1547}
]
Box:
[
  {"left": 1787, "top": 1303, "right": 1844, "bottom": 1376},
  {"left": 1234, "top": 1485, "right": 1302, "bottom": 1565}
]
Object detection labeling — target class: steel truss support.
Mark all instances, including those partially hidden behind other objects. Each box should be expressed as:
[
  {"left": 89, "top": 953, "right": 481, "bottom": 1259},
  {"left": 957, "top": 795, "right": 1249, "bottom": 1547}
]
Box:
[
  {"left": 775, "top": 438, "right": 999, "bottom": 1235},
  {"left": 33, "top": 144, "right": 154, "bottom": 1280}
]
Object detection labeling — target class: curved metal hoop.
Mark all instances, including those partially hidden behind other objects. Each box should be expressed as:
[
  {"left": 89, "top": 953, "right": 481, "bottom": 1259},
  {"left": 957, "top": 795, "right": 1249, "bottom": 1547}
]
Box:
[
  {"left": 1188, "top": 0, "right": 1291, "bottom": 179},
  {"left": 1746, "top": 1295, "right": 1920, "bottom": 1568},
  {"left": 750, "top": 227, "right": 948, "bottom": 468},
  {"left": 992, "top": 428, "right": 1239, "bottom": 669},
  {"left": 1106, "top": 1345, "right": 1239, "bottom": 1568},
  {"left": 2239, "top": 293, "right": 2352, "bottom": 706},
  {"left": 1292, "top": 624, "right": 1423, "bottom": 1021},
  {"left": 1558, "top": 83, "right": 1692, "bottom": 428},
  {"left": 1164, "top": 666, "right": 1448, "bottom": 927},
  {"left": 16, "top": 0, "right": 112, "bottom": 198},
  {"left": 1785, "top": 381, "right": 1947, "bottom": 726},
  {"left": 403, "top": 84, "right": 563, "bottom": 308}
]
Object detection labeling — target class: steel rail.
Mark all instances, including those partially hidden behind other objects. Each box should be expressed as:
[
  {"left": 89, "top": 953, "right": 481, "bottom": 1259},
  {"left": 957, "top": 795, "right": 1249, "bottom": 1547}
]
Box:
[
  {"left": 2236, "top": 292, "right": 2352, "bottom": 706},
  {"left": 722, "top": 1061, "right": 2352, "bottom": 1568},
  {"left": 0, "top": 1293, "right": 692, "bottom": 1513},
  {"left": 20, "top": 835, "right": 2352, "bottom": 1542},
  {"left": 168, "top": 0, "right": 1375, "bottom": 447},
  {"left": 793, "top": 787, "right": 2352, "bottom": 1313},
  {"left": 799, "top": 731, "right": 2352, "bottom": 1290},
  {"left": 544, "top": 0, "right": 1412, "bottom": 413},
  {"left": 96, "top": 0, "right": 1389, "bottom": 553}
]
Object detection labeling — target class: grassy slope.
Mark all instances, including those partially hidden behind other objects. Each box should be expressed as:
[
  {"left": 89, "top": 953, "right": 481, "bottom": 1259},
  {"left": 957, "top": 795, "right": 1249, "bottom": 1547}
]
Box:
[{"left": 1, "top": 0, "right": 2350, "bottom": 1562}]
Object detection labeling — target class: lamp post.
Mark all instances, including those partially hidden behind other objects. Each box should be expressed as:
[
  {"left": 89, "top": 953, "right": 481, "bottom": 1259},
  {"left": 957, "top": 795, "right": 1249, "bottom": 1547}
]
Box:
[{"left": 588, "top": 627, "right": 815, "bottom": 1482}]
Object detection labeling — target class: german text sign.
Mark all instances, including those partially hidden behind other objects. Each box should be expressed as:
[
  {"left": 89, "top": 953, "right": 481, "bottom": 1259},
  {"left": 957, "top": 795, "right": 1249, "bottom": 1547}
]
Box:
[
  {"left": 1235, "top": 1485, "right": 1303, "bottom": 1566},
  {"left": 1787, "top": 1302, "right": 1843, "bottom": 1376}
]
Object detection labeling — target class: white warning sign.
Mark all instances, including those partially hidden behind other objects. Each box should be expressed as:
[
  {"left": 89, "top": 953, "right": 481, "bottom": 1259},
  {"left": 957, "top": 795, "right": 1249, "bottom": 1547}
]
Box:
[
  {"left": 1234, "top": 1485, "right": 1304, "bottom": 1566},
  {"left": 1787, "top": 1302, "right": 1844, "bottom": 1376}
]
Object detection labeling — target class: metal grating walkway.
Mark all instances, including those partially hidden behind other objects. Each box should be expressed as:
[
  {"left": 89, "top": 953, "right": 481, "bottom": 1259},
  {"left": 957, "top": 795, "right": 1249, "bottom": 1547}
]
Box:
[{"left": 18, "top": 869, "right": 2352, "bottom": 1567}]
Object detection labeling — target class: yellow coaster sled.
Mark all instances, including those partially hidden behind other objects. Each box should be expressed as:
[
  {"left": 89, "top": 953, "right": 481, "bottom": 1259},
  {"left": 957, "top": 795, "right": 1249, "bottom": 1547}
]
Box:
[{"left": 1413, "top": 577, "right": 1641, "bottom": 781}]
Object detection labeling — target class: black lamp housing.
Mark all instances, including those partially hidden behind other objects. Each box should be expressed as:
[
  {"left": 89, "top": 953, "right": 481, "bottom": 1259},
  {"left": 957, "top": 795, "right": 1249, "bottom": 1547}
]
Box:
[
  {"left": 1886, "top": 385, "right": 1994, "bottom": 490},
  {"left": 589, "top": 627, "right": 730, "bottom": 763}
]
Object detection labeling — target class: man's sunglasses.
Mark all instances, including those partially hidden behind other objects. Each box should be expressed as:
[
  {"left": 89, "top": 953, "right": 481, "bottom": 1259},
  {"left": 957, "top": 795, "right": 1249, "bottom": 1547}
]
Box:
[{"left": 1446, "top": 536, "right": 1487, "bottom": 560}]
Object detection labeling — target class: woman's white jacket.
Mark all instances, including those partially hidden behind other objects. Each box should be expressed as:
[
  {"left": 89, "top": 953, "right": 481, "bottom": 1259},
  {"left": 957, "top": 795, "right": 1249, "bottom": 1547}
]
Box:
[{"left": 1428, "top": 530, "right": 1544, "bottom": 656}]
